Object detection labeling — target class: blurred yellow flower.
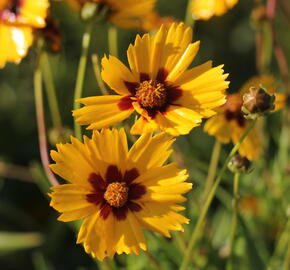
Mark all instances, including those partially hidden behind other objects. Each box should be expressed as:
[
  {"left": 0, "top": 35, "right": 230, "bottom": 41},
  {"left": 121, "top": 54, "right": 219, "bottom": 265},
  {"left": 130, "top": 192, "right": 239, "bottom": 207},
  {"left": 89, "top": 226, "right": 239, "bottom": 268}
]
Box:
[
  {"left": 204, "top": 75, "right": 285, "bottom": 160},
  {"left": 63, "top": 0, "right": 156, "bottom": 29},
  {"left": 73, "top": 23, "right": 229, "bottom": 136},
  {"left": 141, "top": 11, "right": 176, "bottom": 32},
  {"left": 0, "top": 0, "right": 49, "bottom": 68},
  {"left": 191, "top": 0, "right": 239, "bottom": 20},
  {"left": 49, "top": 129, "right": 192, "bottom": 260}
]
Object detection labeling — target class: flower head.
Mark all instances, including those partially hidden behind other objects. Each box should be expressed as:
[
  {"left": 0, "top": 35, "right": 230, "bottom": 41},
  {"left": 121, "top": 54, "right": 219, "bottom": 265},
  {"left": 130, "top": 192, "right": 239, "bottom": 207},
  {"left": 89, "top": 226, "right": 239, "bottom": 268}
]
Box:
[
  {"left": 204, "top": 75, "right": 285, "bottom": 160},
  {"left": 49, "top": 129, "right": 192, "bottom": 260},
  {"left": 63, "top": 0, "right": 156, "bottom": 29},
  {"left": 73, "top": 23, "right": 229, "bottom": 136},
  {"left": 0, "top": 0, "right": 49, "bottom": 67},
  {"left": 191, "top": 0, "right": 239, "bottom": 20}
]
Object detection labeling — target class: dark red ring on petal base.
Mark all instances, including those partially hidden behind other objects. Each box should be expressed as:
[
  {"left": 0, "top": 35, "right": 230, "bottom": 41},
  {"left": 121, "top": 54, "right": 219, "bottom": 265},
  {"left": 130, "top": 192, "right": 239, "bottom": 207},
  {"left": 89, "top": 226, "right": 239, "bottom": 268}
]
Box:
[{"left": 86, "top": 165, "right": 146, "bottom": 220}]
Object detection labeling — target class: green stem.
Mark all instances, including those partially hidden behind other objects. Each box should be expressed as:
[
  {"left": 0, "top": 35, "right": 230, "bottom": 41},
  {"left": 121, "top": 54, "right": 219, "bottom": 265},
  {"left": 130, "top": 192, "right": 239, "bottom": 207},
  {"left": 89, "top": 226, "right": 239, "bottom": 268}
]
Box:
[
  {"left": 185, "top": 0, "right": 195, "bottom": 27},
  {"left": 226, "top": 173, "right": 240, "bottom": 270},
  {"left": 41, "top": 51, "right": 62, "bottom": 130},
  {"left": 202, "top": 140, "right": 221, "bottom": 203},
  {"left": 34, "top": 52, "right": 59, "bottom": 187},
  {"left": 73, "top": 22, "right": 94, "bottom": 140},
  {"left": 108, "top": 25, "right": 118, "bottom": 57},
  {"left": 179, "top": 119, "right": 257, "bottom": 270}
]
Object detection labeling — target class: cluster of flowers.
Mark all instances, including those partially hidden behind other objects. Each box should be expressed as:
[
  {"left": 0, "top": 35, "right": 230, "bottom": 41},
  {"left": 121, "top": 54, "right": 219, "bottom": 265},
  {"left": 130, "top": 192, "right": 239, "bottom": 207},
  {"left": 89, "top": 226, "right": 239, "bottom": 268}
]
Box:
[{"left": 1, "top": 0, "right": 286, "bottom": 262}]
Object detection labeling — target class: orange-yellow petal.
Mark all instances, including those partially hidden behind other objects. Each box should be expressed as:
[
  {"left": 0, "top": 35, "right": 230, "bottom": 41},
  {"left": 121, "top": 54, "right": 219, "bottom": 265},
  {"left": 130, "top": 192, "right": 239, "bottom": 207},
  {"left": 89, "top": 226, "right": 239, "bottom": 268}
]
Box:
[
  {"left": 191, "top": 0, "right": 239, "bottom": 20},
  {"left": 127, "top": 132, "right": 175, "bottom": 173},
  {"left": 101, "top": 55, "right": 137, "bottom": 95},
  {"left": 0, "top": 24, "right": 33, "bottom": 68},
  {"left": 204, "top": 114, "right": 232, "bottom": 143},
  {"left": 73, "top": 95, "right": 134, "bottom": 130}
]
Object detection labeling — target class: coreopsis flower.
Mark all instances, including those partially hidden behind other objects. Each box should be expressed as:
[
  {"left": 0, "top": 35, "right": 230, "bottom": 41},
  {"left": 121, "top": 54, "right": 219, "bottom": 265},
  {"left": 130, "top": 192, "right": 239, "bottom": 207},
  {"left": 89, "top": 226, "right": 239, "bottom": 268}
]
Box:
[
  {"left": 73, "top": 23, "right": 229, "bottom": 136},
  {"left": 204, "top": 93, "right": 262, "bottom": 160},
  {"left": 204, "top": 75, "right": 285, "bottom": 160},
  {"left": 191, "top": 0, "right": 239, "bottom": 20},
  {"left": 49, "top": 129, "right": 192, "bottom": 260},
  {"left": 63, "top": 0, "right": 156, "bottom": 29},
  {"left": 0, "top": 0, "right": 49, "bottom": 68}
]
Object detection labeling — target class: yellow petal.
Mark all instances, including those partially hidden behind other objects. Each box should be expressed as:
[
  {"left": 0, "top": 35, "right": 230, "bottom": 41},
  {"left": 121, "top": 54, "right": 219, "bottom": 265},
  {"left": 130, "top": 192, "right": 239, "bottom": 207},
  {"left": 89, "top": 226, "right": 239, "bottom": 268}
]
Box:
[
  {"left": 204, "top": 114, "right": 232, "bottom": 143},
  {"left": 50, "top": 137, "right": 95, "bottom": 187},
  {"left": 135, "top": 203, "right": 189, "bottom": 237},
  {"left": 73, "top": 95, "right": 134, "bottom": 130},
  {"left": 18, "top": 0, "right": 49, "bottom": 28},
  {"left": 91, "top": 129, "right": 128, "bottom": 173},
  {"left": 130, "top": 116, "right": 159, "bottom": 135},
  {"left": 127, "top": 132, "right": 175, "bottom": 173},
  {"left": 192, "top": 0, "right": 239, "bottom": 20},
  {"left": 231, "top": 122, "right": 262, "bottom": 161},
  {"left": 273, "top": 93, "right": 286, "bottom": 112},
  {"left": 153, "top": 106, "right": 203, "bottom": 136},
  {"left": 0, "top": 24, "right": 33, "bottom": 68},
  {"left": 166, "top": 41, "right": 200, "bottom": 83},
  {"left": 101, "top": 55, "right": 137, "bottom": 95}
]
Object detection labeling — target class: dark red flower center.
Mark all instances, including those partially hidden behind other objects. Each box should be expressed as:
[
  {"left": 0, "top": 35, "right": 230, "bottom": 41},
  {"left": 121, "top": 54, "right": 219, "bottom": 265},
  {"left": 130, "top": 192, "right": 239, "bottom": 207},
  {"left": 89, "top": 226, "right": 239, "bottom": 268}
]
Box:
[
  {"left": 224, "top": 94, "right": 246, "bottom": 127},
  {"left": 118, "top": 68, "right": 182, "bottom": 119},
  {"left": 86, "top": 165, "right": 146, "bottom": 220}
]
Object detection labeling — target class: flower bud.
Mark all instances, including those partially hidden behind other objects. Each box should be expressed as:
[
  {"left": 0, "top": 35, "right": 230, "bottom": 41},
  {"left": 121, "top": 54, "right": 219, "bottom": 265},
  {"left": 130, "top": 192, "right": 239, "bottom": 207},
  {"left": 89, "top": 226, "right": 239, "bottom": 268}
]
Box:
[
  {"left": 242, "top": 87, "right": 275, "bottom": 119},
  {"left": 228, "top": 154, "right": 251, "bottom": 174}
]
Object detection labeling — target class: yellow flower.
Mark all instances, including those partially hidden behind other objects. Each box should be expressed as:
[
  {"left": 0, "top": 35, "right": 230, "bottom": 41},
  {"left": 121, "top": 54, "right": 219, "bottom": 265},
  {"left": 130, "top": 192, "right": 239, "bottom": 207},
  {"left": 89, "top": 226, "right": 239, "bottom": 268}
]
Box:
[
  {"left": 63, "top": 0, "right": 156, "bottom": 29},
  {"left": 73, "top": 23, "right": 229, "bottom": 136},
  {"left": 204, "top": 75, "right": 285, "bottom": 160},
  {"left": 0, "top": 0, "right": 49, "bottom": 67},
  {"left": 191, "top": 0, "right": 239, "bottom": 20},
  {"left": 49, "top": 129, "right": 192, "bottom": 260}
]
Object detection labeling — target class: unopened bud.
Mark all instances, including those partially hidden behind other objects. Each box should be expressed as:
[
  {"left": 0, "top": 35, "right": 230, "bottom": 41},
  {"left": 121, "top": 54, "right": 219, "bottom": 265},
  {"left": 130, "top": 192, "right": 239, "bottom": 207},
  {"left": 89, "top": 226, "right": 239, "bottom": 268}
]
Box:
[
  {"left": 228, "top": 154, "right": 251, "bottom": 174},
  {"left": 242, "top": 87, "right": 275, "bottom": 119}
]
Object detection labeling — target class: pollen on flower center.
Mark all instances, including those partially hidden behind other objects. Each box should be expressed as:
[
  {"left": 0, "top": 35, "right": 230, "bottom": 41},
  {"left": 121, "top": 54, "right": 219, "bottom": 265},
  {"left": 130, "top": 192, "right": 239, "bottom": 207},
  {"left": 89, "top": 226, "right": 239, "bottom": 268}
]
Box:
[
  {"left": 136, "top": 80, "right": 167, "bottom": 109},
  {"left": 104, "top": 182, "right": 129, "bottom": 208}
]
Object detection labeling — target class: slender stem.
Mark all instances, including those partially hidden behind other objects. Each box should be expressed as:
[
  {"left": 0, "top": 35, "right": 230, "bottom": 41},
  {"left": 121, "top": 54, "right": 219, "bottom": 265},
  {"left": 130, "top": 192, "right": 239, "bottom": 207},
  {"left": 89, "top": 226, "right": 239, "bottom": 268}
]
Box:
[
  {"left": 202, "top": 140, "right": 221, "bottom": 203},
  {"left": 41, "top": 51, "right": 62, "bottom": 130},
  {"left": 73, "top": 22, "right": 94, "bottom": 140},
  {"left": 108, "top": 25, "right": 118, "bottom": 57},
  {"left": 34, "top": 52, "right": 59, "bottom": 187},
  {"left": 179, "top": 119, "right": 257, "bottom": 270},
  {"left": 185, "top": 0, "right": 195, "bottom": 27},
  {"left": 91, "top": 54, "right": 109, "bottom": 95},
  {"left": 226, "top": 173, "right": 240, "bottom": 270}
]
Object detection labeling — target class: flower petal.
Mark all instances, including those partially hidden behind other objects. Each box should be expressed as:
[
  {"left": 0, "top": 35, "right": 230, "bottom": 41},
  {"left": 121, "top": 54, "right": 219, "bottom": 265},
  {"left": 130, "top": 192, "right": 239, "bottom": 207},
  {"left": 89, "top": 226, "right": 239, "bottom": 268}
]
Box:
[
  {"left": 73, "top": 95, "right": 134, "bottom": 130},
  {"left": 91, "top": 129, "right": 129, "bottom": 173},
  {"left": 135, "top": 203, "right": 189, "bottom": 237},
  {"left": 231, "top": 123, "right": 262, "bottom": 161},
  {"left": 127, "top": 132, "right": 175, "bottom": 173},
  {"left": 50, "top": 138, "right": 95, "bottom": 187},
  {"left": 101, "top": 55, "right": 137, "bottom": 95},
  {"left": 0, "top": 24, "right": 33, "bottom": 68},
  {"left": 130, "top": 116, "right": 159, "bottom": 135},
  {"left": 154, "top": 106, "right": 203, "bottom": 136},
  {"left": 204, "top": 114, "right": 232, "bottom": 144}
]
